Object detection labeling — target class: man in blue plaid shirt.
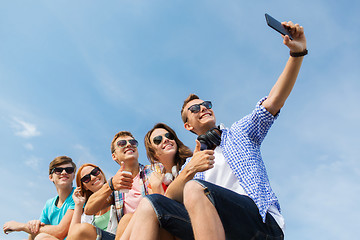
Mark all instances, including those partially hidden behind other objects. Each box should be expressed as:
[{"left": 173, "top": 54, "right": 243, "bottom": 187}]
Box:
[{"left": 120, "top": 20, "right": 307, "bottom": 240}]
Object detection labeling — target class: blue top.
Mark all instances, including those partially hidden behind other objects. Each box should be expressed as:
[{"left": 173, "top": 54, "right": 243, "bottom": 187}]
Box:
[
  {"left": 190, "top": 97, "right": 281, "bottom": 222},
  {"left": 39, "top": 187, "right": 75, "bottom": 225}
]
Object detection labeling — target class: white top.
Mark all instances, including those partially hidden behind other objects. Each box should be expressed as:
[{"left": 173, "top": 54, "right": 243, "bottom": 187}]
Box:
[{"left": 204, "top": 146, "right": 285, "bottom": 231}]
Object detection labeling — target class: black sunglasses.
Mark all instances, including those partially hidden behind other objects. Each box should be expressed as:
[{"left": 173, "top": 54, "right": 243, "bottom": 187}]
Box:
[
  {"left": 51, "top": 167, "right": 75, "bottom": 175},
  {"left": 188, "top": 101, "right": 212, "bottom": 114},
  {"left": 117, "top": 139, "right": 138, "bottom": 149},
  {"left": 81, "top": 167, "right": 101, "bottom": 183},
  {"left": 152, "top": 132, "right": 175, "bottom": 145}
]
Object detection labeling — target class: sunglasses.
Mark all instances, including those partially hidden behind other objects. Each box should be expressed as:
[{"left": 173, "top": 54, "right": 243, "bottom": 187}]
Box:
[
  {"left": 51, "top": 167, "right": 75, "bottom": 175},
  {"left": 81, "top": 167, "right": 101, "bottom": 183},
  {"left": 188, "top": 101, "right": 212, "bottom": 114},
  {"left": 152, "top": 132, "right": 175, "bottom": 145},
  {"left": 117, "top": 139, "right": 138, "bottom": 148}
]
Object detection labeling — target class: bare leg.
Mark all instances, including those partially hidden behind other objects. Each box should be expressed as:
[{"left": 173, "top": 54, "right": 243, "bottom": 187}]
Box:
[
  {"left": 120, "top": 198, "right": 159, "bottom": 240},
  {"left": 183, "top": 181, "right": 225, "bottom": 240},
  {"left": 34, "top": 233, "right": 59, "bottom": 240},
  {"left": 66, "top": 223, "right": 97, "bottom": 240},
  {"left": 115, "top": 213, "right": 133, "bottom": 240}
]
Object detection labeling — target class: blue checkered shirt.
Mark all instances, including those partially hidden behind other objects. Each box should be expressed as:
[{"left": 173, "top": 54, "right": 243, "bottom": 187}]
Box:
[{"left": 191, "top": 97, "right": 281, "bottom": 222}]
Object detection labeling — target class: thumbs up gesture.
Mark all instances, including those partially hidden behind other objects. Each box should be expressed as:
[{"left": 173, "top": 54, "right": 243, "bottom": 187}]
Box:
[
  {"left": 185, "top": 140, "right": 215, "bottom": 174},
  {"left": 112, "top": 161, "right": 133, "bottom": 192}
]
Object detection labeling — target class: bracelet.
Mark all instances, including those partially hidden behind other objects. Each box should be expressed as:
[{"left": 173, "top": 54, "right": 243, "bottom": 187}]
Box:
[
  {"left": 290, "top": 49, "right": 308, "bottom": 57},
  {"left": 108, "top": 177, "right": 115, "bottom": 191}
]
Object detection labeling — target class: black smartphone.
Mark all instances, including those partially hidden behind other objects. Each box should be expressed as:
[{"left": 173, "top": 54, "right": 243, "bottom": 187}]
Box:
[{"left": 265, "top": 13, "right": 293, "bottom": 40}]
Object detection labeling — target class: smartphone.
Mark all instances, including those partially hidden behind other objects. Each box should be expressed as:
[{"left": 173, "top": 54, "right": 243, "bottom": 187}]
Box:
[{"left": 265, "top": 13, "right": 293, "bottom": 40}]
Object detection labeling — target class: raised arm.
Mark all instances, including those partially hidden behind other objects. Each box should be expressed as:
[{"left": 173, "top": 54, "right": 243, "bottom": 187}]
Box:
[
  {"left": 68, "top": 187, "right": 86, "bottom": 236},
  {"left": 165, "top": 140, "right": 214, "bottom": 202},
  {"left": 262, "top": 21, "right": 307, "bottom": 116},
  {"left": 84, "top": 182, "right": 112, "bottom": 215}
]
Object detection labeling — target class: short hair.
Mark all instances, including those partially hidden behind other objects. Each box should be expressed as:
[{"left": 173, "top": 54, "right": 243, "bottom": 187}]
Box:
[
  {"left": 181, "top": 94, "right": 200, "bottom": 123},
  {"left": 111, "top": 131, "right": 135, "bottom": 153},
  {"left": 144, "top": 123, "right": 193, "bottom": 171},
  {"left": 49, "top": 156, "right": 76, "bottom": 175},
  {"left": 76, "top": 163, "right": 107, "bottom": 201}
]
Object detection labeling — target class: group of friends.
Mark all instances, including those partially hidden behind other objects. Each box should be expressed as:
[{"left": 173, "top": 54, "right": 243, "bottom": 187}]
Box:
[{"left": 3, "top": 20, "right": 307, "bottom": 240}]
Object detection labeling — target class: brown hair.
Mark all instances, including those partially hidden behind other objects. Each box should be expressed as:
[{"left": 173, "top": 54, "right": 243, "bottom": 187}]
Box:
[
  {"left": 144, "top": 123, "right": 193, "bottom": 171},
  {"left": 76, "top": 163, "right": 107, "bottom": 200},
  {"left": 111, "top": 131, "right": 135, "bottom": 153},
  {"left": 181, "top": 94, "right": 200, "bottom": 123},
  {"left": 49, "top": 156, "right": 76, "bottom": 175}
]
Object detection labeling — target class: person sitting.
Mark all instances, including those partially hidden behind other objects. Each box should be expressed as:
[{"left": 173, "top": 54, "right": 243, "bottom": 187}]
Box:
[
  {"left": 67, "top": 163, "right": 118, "bottom": 240},
  {"left": 3, "top": 156, "right": 77, "bottom": 240}
]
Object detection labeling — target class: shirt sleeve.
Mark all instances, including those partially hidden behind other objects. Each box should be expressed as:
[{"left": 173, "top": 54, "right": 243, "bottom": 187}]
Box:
[
  {"left": 230, "top": 97, "right": 277, "bottom": 146},
  {"left": 39, "top": 201, "right": 50, "bottom": 224}
]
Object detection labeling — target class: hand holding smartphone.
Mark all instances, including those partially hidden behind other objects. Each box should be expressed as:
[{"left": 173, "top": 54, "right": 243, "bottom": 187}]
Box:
[{"left": 265, "top": 13, "right": 293, "bottom": 40}]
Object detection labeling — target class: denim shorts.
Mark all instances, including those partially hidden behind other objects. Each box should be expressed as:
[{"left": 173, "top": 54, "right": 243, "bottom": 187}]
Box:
[
  {"left": 145, "top": 179, "right": 284, "bottom": 240},
  {"left": 95, "top": 227, "right": 116, "bottom": 240}
]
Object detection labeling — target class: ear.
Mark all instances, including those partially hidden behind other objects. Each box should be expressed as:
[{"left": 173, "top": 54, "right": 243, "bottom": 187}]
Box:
[
  {"left": 112, "top": 153, "right": 120, "bottom": 165},
  {"left": 49, "top": 174, "right": 54, "bottom": 183},
  {"left": 184, "top": 122, "right": 194, "bottom": 132}
]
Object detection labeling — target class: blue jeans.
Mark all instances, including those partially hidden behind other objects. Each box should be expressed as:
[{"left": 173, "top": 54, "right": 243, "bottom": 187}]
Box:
[
  {"left": 145, "top": 180, "right": 284, "bottom": 240},
  {"left": 95, "top": 227, "right": 116, "bottom": 240}
]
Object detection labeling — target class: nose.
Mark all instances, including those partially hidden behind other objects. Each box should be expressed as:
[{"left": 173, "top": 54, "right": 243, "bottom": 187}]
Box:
[{"left": 60, "top": 169, "right": 67, "bottom": 175}]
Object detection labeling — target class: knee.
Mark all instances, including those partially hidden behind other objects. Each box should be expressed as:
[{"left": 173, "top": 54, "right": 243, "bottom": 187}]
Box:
[
  {"left": 183, "top": 180, "right": 205, "bottom": 207},
  {"left": 67, "top": 223, "right": 95, "bottom": 239},
  {"left": 136, "top": 197, "right": 157, "bottom": 218}
]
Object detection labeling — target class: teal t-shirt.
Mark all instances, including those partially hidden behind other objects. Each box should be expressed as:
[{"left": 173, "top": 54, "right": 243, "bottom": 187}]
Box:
[{"left": 39, "top": 187, "right": 75, "bottom": 225}]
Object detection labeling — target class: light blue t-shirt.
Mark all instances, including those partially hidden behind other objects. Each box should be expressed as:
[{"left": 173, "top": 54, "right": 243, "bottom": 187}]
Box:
[{"left": 39, "top": 187, "right": 75, "bottom": 225}]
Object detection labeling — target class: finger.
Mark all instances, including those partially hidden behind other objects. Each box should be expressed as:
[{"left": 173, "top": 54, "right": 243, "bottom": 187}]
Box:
[{"left": 194, "top": 140, "right": 201, "bottom": 153}]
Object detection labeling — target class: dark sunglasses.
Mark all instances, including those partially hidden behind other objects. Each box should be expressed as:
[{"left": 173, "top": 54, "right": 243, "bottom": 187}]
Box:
[
  {"left": 51, "top": 167, "right": 75, "bottom": 175},
  {"left": 153, "top": 132, "right": 175, "bottom": 145},
  {"left": 188, "top": 101, "right": 212, "bottom": 113},
  {"left": 81, "top": 167, "right": 101, "bottom": 183},
  {"left": 117, "top": 139, "right": 138, "bottom": 148}
]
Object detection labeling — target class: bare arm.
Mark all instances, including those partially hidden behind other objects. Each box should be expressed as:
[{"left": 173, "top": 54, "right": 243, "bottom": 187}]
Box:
[
  {"left": 37, "top": 209, "right": 74, "bottom": 239},
  {"left": 68, "top": 187, "right": 86, "bottom": 236},
  {"left": 84, "top": 182, "right": 112, "bottom": 215},
  {"left": 165, "top": 140, "right": 214, "bottom": 203},
  {"left": 85, "top": 165, "right": 133, "bottom": 215},
  {"left": 262, "top": 21, "right": 307, "bottom": 115}
]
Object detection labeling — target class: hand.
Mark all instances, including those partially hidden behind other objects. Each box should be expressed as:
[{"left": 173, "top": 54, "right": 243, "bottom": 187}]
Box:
[
  {"left": 3, "top": 221, "right": 23, "bottom": 233},
  {"left": 281, "top": 21, "right": 307, "bottom": 52},
  {"left": 185, "top": 140, "right": 215, "bottom": 174},
  {"left": 112, "top": 161, "right": 133, "bottom": 191},
  {"left": 73, "top": 187, "right": 86, "bottom": 206},
  {"left": 149, "top": 171, "right": 165, "bottom": 193},
  {"left": 26, "top": 220, "right": 44, "bottom": 234}
]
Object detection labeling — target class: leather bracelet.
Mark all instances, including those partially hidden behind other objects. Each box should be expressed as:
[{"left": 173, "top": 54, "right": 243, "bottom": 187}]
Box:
[
  {"left": 290, "top": 49, "right": 308, "bottom": 57},
  {"left": 108, "top": 177, "right": 115, "bottom": 191}
]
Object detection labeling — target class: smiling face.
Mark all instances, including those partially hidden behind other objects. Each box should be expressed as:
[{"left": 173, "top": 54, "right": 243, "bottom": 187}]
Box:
[
  {"left": 80, "top": 166, "right": 105, "bottom": 193},
  {"left": 184, "top": 99, "right": 217, "bottom": 135},
  {"left": 150, "top": 128, "right": 177, "bottom": 165},
  {"left": 112, "top": 135, "right": 139, "bottom": 166},
  {"left": 49, "top": 163, "right": 75, "bottom": 188}
]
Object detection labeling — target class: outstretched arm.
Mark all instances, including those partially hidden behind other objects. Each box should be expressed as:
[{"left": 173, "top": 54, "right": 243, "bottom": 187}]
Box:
[{"left": 262, "top": 21, "right": 307, "bottom": 116}]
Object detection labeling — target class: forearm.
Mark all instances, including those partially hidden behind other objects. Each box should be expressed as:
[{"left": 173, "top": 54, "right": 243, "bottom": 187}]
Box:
[
  {"left": 263, "top": 56, "right": 304, "bottom": 115},
  {"left": 165, "top": 167, "right": 196, "bottom": 203},
  {"left": 84, "top": 183, "right": 112, "bottom": 215},
  {"left": 37, "top": 224, "right": 67, "bottom": 239},
  {"left": 68, "top": 205, "right": 83, "bottom": 236}
]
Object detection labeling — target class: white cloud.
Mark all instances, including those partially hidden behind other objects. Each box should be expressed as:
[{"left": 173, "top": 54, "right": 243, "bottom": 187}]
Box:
[
  {"left": 25, "top": 156, "right": 41, "bottom": 170},
  {"left": 11, "top": 117, "right": 41, "bottom": 138},
  {"left": 24, "top": 143, "right": 34, "bottom": 150}
]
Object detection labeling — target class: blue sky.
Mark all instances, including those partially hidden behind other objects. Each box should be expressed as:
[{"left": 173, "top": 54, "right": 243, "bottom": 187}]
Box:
[{"left": 1, "top": 1, "right": 359, "bottom": 239}]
